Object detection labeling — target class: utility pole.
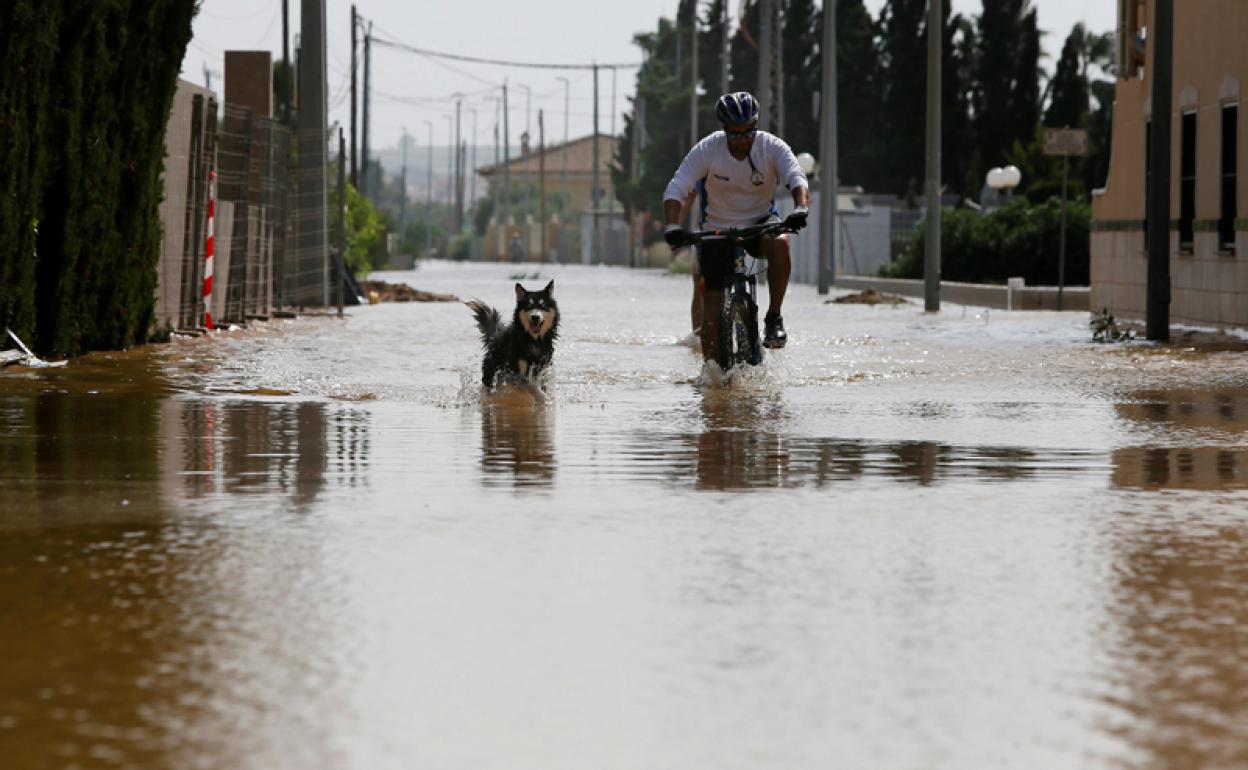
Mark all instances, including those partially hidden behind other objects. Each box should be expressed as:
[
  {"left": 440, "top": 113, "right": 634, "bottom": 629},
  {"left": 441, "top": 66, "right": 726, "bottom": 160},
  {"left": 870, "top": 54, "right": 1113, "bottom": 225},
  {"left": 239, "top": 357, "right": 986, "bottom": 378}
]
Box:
[
  {"left": 817, "top": 0, "right": 837, "bottom": 294},
  {"left": 454, "top": 97, "right": 463, "bottom": 232},
  {"left": 609, "top": 66, "right": 618, "bottom": 253},
  {"left": 774, "top": 0, "right": 784, "bottom": 138},
  {"left": 592, "top": 63, "right": 601, "bottom": 265},
  {"left": 467, "top": 107, "right": 478, "bottom": 220},
  {"left": 503, "top": 81, "right": 511, "bottom": 230},
  {"left": 362, "top": 23, "right": 372, "bottom": 198},
  {"left": 1146, "top": 0, "right": 1174, "bottom": 341},
  {"left": 399, "top": 127, "right": 408, "bottom": 242},
  {"left": 720, "top": 0, "right": 729, "bottom": 95},
  {"left": 520, "top": 84, "right": 532, "bottom": 225},
  {"left": 539, "top": 109, "right": 547, "bottom": 262},
  {"left": 444, "top": 114, "right": 454, "bottom": 209},
  {"left": 281, "top": 0, "right": 290, "bottom": 122},
  {"left": 757, "top": 0, "right": 773, "bottom": 131},
  {"left": 924, "top": 0, "right": 942, "bottom": 312},
  {"left": 556, "top": 76, "right": 570, "bottom": 214},
  {"left": 424, "top": 120, "right": 433, "bottom": 256},
  {"left": 337, "top": 127, "right": 346, "bottom": 316},
  {"left": 690, "top": 17, "right": 698, "bottom": 148},
  {"left": 350, "top": 4, "right": 358, "bottom": 188}
]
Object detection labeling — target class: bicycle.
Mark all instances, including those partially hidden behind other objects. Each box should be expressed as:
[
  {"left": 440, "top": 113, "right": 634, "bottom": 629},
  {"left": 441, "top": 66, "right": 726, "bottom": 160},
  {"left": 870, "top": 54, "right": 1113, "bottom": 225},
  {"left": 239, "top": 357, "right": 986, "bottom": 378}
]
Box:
[{"left": 685, "top": 220, "right": 798, "bottom": 374}]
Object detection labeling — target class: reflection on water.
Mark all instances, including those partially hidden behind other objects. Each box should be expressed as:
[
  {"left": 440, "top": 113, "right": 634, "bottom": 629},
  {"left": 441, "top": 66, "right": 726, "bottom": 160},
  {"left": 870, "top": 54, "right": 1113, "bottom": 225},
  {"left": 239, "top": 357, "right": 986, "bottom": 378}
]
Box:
[
  {"left": 4, "top": 262, "right": 1248, "bottom": 769},
  {"left": 1108, "top": 516, "right": 1248, "bottom": 768},
  {"left": 176, "top": 400, "right": 369, "bottom": 505},
  {"left": 1113, "top": 389, "right": 1248, "bottom": 490},
  {"left": 619, "top": 390, "right": 1108, "bottom": 491},
  {"left": 480, "top": 393, "right": 556, "bottom": 488}
]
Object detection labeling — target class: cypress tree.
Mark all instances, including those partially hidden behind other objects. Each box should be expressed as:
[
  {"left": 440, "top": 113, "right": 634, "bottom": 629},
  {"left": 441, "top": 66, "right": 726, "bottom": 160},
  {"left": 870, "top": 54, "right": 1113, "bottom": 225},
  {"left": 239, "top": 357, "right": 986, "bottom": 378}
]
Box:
[
  {"left": 835, "top": 0, "right": 885, "bottom": 193},
  {"left": 0, "top": 1, "right": 62, "bottom": 344},
  {"left": 730, "top": 0, "right": 760, "bottom": 96},
  {"left": 22, "top": 1, "right": 197, "bottom": 356},
  {"left": 698, "top": 0, "right": 729, "bottom": 137},
  {"left": 973, "top": 0, "right": 1042, "bottom": 173},
  {"left": 1046, "top": 26, "right": 1088, "bottom": 129},
  {"left": 876, "top": 0, "right": 928, "bottom": 196},
  {"left": 781, "top": 0, "right": 820, "bottom": 156}
]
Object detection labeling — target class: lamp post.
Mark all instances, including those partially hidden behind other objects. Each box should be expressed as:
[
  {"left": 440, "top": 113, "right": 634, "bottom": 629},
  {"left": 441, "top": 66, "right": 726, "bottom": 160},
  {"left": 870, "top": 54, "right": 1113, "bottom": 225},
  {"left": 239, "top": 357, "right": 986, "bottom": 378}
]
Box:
[
  {"left": 986, "top": 165, "right": 1021, "bottom": 202},
  {"left": 986, "top": 165, "right": 1022, "bottom": 309}
]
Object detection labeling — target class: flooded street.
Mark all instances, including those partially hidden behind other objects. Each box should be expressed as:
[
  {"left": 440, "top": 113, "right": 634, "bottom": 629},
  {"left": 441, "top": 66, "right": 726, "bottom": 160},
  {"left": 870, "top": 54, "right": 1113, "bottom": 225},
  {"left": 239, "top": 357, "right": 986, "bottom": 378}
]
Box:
[{"left": 3, "top": 260, "right": 1248, "bottom": 769}]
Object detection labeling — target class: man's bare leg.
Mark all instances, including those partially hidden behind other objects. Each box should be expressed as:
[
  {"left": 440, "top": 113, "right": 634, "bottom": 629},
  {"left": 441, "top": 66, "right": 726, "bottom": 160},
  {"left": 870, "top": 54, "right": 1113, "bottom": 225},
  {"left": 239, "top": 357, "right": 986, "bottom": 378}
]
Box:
[
  {"left": 700, "top": 288, "right": 723, "bottom": 364},
  {"left": 691, "top": 273, "right": 704, "bottom": 334},
  {"left": 764, "top": 235, "right": 791, "bottom": 318}
]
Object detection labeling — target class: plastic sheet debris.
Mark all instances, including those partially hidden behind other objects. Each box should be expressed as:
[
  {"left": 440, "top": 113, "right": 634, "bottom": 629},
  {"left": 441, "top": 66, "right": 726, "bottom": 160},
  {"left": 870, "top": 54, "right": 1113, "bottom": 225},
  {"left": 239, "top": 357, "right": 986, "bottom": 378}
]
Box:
[{"left": 3, "top": 328, "right": 68, "bottom": 368}]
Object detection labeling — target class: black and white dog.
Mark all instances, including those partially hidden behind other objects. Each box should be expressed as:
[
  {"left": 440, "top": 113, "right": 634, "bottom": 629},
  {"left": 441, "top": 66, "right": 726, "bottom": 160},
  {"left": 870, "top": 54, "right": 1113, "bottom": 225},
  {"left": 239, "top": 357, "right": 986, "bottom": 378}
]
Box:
[{"left": 467, "top": 280, "right": 559, "bottom": 388}]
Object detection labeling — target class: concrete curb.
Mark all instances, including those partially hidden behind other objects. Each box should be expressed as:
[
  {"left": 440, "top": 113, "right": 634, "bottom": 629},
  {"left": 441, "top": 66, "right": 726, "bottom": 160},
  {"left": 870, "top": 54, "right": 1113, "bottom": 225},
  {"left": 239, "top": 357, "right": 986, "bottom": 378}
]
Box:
[{"left": 833, "top": 276, "right": 1089, "bottom": 312}]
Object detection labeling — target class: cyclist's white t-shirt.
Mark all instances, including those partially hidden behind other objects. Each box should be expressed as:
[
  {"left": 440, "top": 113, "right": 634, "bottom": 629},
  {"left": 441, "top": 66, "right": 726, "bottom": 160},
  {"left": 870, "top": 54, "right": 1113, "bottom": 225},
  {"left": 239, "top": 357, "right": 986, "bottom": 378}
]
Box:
[{"left": 663, "top": 130, "right": 808, "bottom": 229}]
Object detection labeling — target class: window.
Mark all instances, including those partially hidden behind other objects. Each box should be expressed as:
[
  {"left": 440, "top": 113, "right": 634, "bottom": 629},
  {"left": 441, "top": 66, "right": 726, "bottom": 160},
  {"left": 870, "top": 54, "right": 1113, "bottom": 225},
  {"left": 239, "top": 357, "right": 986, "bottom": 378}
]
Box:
[
  {"left": 1180, "top": 111, "right": 1196, "bottom": 250},
  {"left": 1220, "top": 104, "right": 1238, "bottom": 251}
]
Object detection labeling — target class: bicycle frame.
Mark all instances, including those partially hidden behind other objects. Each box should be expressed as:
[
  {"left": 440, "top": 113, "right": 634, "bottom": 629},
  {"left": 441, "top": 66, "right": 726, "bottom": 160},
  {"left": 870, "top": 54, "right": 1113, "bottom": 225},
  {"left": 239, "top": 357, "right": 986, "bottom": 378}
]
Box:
[{"left": 686, "top": 221, "right": 797, "bottom": 372}]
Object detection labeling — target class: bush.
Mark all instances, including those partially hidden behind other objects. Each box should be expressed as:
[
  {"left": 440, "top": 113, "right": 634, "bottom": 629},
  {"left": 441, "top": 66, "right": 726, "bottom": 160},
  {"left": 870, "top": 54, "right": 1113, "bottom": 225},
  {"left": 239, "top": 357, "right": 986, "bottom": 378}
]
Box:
[{"left": 883, "top": 198, "right": 1090, "bottom": 286}]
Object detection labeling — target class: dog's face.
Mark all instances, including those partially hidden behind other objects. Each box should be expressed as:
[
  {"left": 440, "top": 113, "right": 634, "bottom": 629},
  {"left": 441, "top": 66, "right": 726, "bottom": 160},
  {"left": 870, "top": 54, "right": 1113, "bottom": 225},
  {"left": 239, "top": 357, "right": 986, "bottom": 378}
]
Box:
[{"left": 515, "top": 280, "right": 557, "bottom": 340}]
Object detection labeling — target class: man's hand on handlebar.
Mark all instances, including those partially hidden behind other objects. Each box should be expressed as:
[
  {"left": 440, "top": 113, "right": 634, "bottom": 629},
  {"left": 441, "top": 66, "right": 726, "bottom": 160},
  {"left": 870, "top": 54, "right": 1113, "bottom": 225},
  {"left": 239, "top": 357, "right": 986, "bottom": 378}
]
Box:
[
  {"left": 664, "top": 224, "right": 691, "bottom": 249},
  {"left": 783, "top": 206, "right": 809, "bottom": 232}
]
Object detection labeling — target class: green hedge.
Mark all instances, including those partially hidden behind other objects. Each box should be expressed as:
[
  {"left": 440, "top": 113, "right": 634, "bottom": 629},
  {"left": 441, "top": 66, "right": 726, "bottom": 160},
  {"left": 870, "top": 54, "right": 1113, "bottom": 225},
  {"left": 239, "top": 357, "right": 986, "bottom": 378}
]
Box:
[
  {"left": 884, "top": 198, "right": 1091, "bottom": 286},
  {"left": 0, "top": 1, "right": 196, "bottom": 357}
]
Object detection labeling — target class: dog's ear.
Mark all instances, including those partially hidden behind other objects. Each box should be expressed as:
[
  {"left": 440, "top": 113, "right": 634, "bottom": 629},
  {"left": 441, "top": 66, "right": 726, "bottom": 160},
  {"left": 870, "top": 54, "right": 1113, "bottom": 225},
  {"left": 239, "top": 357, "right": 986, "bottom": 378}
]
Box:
[
  {"left": 544, "top": 279, "right": 554, "bottom": 297},
  {"left": 515, "top": 283, "right": 526, "bottom": 300}
]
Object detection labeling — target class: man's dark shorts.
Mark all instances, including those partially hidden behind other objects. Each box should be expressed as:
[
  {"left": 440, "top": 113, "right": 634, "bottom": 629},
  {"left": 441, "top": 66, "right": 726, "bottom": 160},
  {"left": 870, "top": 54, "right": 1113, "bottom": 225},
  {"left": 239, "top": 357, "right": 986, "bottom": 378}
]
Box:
[{"left": 697, "top": 234, "right": 765, "bottom": 291}]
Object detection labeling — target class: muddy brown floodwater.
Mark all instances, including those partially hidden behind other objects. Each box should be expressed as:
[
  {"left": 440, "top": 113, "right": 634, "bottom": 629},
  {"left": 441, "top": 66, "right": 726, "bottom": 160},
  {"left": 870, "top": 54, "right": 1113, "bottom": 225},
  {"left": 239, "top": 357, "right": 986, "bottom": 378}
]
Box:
[{"left": 2, "top": 260, "right": 1247, "bottom": 769}]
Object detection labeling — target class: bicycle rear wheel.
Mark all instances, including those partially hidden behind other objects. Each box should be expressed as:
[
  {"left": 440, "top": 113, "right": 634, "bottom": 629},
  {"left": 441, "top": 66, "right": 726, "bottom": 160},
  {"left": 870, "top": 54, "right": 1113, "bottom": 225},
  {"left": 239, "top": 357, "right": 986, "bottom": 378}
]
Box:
[{"left": 717, "top": 292, "right": 761, "bottom": 371}]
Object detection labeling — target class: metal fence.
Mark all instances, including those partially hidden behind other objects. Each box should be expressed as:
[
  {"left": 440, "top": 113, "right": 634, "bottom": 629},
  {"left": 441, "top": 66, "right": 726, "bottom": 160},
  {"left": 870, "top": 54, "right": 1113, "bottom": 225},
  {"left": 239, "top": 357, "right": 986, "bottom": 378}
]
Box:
[{"left": 159, "top": 80, "right": 339, "bottom": 334}]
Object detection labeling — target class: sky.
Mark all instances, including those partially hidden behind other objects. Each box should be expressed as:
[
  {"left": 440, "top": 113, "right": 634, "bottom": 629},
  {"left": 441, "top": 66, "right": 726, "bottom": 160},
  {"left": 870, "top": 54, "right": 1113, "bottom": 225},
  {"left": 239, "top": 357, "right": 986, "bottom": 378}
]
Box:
[{"left": 182, "top": 0, "right": 1119, "bottom": 160}]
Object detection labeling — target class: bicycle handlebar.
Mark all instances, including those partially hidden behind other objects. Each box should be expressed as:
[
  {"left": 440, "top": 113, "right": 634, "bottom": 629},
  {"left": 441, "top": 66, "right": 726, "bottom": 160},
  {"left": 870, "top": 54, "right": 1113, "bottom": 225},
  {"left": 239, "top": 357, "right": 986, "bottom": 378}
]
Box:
[{"left": 684, "top": 221, "right": 798, "bottom": 245}]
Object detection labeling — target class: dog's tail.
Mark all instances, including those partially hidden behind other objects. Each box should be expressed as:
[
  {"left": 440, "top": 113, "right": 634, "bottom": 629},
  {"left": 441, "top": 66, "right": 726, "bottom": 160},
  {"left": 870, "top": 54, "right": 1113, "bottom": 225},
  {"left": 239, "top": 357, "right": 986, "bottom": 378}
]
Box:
[{"left": 465, "top": 300, "right": 500, "bottom": 344}]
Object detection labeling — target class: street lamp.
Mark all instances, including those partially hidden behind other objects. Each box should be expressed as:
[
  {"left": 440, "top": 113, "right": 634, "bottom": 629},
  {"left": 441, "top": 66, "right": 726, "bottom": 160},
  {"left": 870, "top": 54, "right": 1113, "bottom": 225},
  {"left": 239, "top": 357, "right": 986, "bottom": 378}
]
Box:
[
  {"left": 986, "top": 165, "right": 1023, "bottom": 310},
  {"left": 986, "top": 165, "right": 1021, "bottom": 203}
]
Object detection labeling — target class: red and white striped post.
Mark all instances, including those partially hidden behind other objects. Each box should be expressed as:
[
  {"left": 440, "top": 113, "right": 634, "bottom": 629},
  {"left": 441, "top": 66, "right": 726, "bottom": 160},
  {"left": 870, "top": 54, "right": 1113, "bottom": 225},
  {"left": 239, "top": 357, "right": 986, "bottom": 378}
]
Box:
[{"left": 203, "top": 170, "right": 216, "bottom": 330}]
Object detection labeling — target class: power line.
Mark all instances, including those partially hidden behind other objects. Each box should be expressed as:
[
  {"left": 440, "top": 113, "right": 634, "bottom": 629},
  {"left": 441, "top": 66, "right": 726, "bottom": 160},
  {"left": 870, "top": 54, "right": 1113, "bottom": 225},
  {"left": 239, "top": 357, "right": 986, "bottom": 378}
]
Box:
[{"left": 369, "top": 33, "right": 640, "bottom": 71}]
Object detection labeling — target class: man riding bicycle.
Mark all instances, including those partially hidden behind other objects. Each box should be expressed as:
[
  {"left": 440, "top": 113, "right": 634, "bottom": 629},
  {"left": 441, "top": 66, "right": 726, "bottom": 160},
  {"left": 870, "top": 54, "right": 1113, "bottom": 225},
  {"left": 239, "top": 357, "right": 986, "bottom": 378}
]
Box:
[{"left": 662, "top": 91, "right": 810, "bottom": 364}]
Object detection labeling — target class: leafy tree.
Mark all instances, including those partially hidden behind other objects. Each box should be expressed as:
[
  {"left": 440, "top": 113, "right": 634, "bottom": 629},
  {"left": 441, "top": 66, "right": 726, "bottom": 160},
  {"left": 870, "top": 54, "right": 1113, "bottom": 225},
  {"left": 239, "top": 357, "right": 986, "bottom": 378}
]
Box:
[
  {"left": 876, "top": 0, "right": 930, "bottom": 196},
  {"left": 730, "top": 0, "right": 760, "bottom": 95},
  {"left": 781, "top": 0, "right": 821, "bottom": 156},
  {"left": 612, "top": 11, "right": 698, "bottom": 229},
  {"left": 836, "top": 0, "right": 885, "bottom": 191},
  {"left": 887, "top": 197, "right": 1090, "bottom": 285},
  {"left": 698, "top": 0, "right": 730, "bottom": 137},
  {"left": 329, "top": 179, "right": 384, "bottom": 275},
  {"left": 973, "top": 0, "right": 1043, "bottom": 175}
]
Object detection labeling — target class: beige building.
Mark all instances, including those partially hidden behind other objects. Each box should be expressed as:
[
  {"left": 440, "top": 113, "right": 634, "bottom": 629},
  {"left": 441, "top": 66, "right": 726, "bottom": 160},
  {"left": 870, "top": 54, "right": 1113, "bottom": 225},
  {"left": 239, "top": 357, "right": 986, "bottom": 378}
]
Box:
[
  {"left": 477, "top": 133, "right": 622, "bottom": 261},
  {"left": 1092, "top": 0, "right": 1248, "bottom": 328},
  {"left": 478, "top": 133, "right": 619, "bottom": 215}
]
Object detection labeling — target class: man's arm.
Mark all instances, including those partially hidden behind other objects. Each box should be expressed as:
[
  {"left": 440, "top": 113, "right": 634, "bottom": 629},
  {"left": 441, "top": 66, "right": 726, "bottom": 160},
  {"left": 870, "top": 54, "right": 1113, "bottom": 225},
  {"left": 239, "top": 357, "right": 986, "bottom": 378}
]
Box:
[{"left": 664, "top": 198, "right": 684, "bottom": 227}]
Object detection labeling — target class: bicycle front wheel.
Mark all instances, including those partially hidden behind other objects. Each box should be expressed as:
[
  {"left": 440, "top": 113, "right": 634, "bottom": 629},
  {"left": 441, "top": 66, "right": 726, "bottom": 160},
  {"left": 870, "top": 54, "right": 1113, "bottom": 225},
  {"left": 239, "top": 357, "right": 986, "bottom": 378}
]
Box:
[{"left": 717, "top": 293, "right": 761, "bottom": 371}]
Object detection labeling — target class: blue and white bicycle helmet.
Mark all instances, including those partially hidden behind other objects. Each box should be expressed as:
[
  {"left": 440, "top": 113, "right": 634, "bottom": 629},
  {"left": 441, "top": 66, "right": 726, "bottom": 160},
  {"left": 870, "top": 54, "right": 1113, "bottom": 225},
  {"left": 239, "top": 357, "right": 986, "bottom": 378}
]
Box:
[{"left": 715, "top": 91, "right": 760, "bottom": 125}]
